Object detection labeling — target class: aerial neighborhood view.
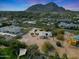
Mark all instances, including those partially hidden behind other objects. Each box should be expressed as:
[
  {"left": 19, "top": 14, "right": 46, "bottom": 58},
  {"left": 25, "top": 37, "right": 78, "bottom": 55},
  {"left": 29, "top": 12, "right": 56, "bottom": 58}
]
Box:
[{"left": 0, "top": 0, "right": 79, "bottom": 59}]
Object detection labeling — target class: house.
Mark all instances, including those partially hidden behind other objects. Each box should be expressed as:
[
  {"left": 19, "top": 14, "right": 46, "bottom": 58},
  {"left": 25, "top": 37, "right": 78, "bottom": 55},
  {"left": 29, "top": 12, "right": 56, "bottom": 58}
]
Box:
[
  {"left": 0, "top": 17, "right": 8, "bottom": 21},
  {"left": 23, "top": 21, "right": 36, "bottom": 24},
  {"left": 38, "top": 31, "right": 52, "bottom": 39},
  {"left": 30, "top": 28, "right": 52, "bottom": 39},
  {"left": 58, "top": 22, "right": 79, "bottom": 29},
  {"left": 0, "top": 25, "right": 23, "bottom": 39},
  {"left": 67, "top": 35, "right": 79, "bottom": 46}
]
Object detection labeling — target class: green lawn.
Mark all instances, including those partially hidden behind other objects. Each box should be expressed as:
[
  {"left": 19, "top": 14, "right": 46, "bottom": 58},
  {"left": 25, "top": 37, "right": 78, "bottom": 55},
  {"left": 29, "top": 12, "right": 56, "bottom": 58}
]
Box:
[{"left": 0, "top": 48, "right": 17, "bottom": 59}]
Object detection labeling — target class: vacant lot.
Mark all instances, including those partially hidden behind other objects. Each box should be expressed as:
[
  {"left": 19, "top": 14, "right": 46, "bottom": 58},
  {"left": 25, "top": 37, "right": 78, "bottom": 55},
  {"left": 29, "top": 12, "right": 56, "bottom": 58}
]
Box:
[{"left": 20, "top": 29, "right": 79, "bottom": 59}]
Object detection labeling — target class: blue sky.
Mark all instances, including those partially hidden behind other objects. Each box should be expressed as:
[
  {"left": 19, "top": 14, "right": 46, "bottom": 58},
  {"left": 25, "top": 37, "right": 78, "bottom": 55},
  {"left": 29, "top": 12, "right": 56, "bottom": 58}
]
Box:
[{"left": 0, "top": 0, "right": 79, "bottom": 11}]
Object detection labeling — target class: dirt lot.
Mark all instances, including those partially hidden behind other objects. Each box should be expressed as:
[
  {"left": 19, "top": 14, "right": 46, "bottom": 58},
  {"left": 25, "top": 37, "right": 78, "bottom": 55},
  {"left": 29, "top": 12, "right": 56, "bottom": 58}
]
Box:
[{"left": 19, "top": 29, "right": 79, "bottom": 59}]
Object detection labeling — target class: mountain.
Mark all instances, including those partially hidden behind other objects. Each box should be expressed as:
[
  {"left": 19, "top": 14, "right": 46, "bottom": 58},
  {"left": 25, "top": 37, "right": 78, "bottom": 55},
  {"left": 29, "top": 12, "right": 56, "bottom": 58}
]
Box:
[{"left": 26, "top": 2, "right": 66, "bottom": 13}]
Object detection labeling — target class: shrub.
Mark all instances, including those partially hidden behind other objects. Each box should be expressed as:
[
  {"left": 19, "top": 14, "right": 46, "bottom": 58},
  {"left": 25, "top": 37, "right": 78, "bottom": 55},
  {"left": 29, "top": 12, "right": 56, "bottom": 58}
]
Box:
[
  {"left": 56, "top": 41, "right": 62, "bottom": 47},
  {"left": 57, "top": 29, "right": 64, "bottom": 34},
  {"left": 9, "top": 40, "right": 27, "bottom": 49},
  {"left": 56, "top": 34, "right": 64, "bottom": 41},
  {"left": 0, "top": 39, "right": 9, "bottom": 46},
  {"left": 54, "top": 52, "right": 61, "bottom": 59},
  {"left": 30, "top": 33, "right": 34, "bottom": 36},
  {"left": 41, "top": 42, "right": 54, "bottom": 53},
  {"left": 62, "top": 53, "right": 68, "bottom": 59}
]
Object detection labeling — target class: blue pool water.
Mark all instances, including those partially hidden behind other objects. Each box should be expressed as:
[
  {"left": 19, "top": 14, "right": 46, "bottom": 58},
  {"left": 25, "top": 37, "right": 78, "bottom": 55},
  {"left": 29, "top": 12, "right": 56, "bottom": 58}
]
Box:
[{"left": 73, "top": 35, "right": 79, "bottom": 40}]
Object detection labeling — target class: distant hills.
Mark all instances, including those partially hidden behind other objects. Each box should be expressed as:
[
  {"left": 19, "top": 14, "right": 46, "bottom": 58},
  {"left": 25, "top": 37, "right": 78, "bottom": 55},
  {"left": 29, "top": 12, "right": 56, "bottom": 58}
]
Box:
[
  {"left": 0, "top": 2, "right": 79, "bottom": 15},
  {"left": 26, "top": 2, "right": 67, "bottom": 13},
  {"left": 26, "top": 2, "right": 79, "bottom": 14}
]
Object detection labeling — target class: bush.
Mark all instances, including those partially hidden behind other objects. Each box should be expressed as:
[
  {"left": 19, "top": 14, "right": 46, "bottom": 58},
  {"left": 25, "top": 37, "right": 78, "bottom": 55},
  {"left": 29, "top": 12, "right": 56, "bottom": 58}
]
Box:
[
  {"left": 56, "top": 34, "right": 64, "bottom": 41},
  {"left": 53, "top": 29, "right": 64, "bottom": 36},
  {"left": 35, "top": 33, "right": 39, "bottom": 36},
  {"left": 27, "top": 44, "right": 39, "bottom": 57},
  {"left": 0, "top": 39, "right": 9, "bottom": 46},
  {"left": 49, "top": 56, "right": 54, "bottom": 59},
  {"left": 56, "top": 41, "right": 62, "bottom": 47},
  {"left": 54, "top": 52, "right": 61, "bottom": 59},
  {"left": 9, "top": 40, "right": 27, "bottom": 56},
  {"left": 15, "top": 36, "right": 22, "bottom": 39},
  {"left": 34, "top": 29, "right": 37, "bottom": 32},
  {"left": 57, "top": 29, "right": 64, "bottom": 34},
  {"left": 9, "top": 40, "right": 27, "bottom": 49},
  {"left": 41, "top": 42, "right": 54, "bottom": 53},
  {"left": 62, "top": 53, "right": 68, "bottom": 59},
  {"left": 30, "top": 33, "right": 34, "bottom": 36}
]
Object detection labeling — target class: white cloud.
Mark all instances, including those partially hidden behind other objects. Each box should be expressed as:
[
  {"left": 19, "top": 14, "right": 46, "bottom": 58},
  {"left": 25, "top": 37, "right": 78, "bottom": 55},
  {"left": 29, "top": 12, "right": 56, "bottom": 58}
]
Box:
[{"left": 63, "top": 3, "right": 79, "bottom": 11}]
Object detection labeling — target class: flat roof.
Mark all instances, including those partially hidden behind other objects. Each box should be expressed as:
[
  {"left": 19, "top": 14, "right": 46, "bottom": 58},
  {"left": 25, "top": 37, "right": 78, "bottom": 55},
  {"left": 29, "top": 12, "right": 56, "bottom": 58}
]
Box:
[{"left": 0, "top": 32, "right": 16, "bottom": 37}]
